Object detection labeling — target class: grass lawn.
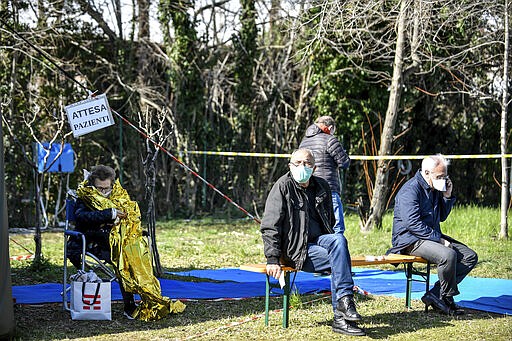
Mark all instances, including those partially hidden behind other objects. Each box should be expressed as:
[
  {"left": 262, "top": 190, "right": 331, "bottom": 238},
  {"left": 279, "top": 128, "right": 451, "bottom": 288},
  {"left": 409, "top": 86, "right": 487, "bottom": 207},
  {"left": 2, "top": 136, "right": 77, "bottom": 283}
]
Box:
[{"left": 8, "top": 206, "right": 512, "bottom": 340}]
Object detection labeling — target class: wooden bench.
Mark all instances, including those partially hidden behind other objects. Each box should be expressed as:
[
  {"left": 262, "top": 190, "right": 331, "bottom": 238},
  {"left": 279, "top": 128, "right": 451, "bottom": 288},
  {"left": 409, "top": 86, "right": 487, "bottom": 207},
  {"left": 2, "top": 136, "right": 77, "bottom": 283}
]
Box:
[{"left": 240, "top": 254, "right": 430, "bottom": 328}]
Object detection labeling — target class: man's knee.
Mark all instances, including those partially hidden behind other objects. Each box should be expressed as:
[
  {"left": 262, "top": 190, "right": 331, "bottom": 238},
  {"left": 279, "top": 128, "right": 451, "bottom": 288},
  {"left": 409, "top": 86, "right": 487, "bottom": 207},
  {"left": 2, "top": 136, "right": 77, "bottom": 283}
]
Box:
[
  {"left": 464, "top": 249, "right": 478, "bottom": 269},
  {"left": 332, "top": 234, "right": 349, "bottom": 250},
  {"left": 442, "top": 248, "right": 457, "bottom": 265}
]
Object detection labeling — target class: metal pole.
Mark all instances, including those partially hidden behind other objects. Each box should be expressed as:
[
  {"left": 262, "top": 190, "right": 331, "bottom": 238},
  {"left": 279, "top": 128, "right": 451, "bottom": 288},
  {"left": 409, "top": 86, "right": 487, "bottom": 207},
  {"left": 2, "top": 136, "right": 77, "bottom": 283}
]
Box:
[
  {"left": 119, "top": 118, "right": 123, "bottom": 185},
  {"left": 0, "top": 104, "right": 16, "bottom": 338}
]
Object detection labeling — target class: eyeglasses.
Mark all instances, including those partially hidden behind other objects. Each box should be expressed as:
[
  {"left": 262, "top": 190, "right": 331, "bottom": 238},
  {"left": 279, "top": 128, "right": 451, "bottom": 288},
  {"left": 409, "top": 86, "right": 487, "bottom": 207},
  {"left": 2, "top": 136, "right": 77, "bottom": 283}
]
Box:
[
  {"left": 95, "top": 186, "right": 112, "bottom": 193},
  {"left": 290, "top": 160, "right": 314, "bottom": 167},
  {"left": 427, "top": 171, "right": 449, "bottom": 180}
]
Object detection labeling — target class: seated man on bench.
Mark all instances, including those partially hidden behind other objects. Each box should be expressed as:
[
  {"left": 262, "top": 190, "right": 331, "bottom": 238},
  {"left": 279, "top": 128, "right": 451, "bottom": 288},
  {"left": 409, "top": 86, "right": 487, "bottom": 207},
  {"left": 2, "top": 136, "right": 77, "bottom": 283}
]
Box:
[
  {"left": 389, "top": 154, "right": 478, "bottom": 315},
  {"left": 260, "top": 148, "right": 365, "bottom": 337}
]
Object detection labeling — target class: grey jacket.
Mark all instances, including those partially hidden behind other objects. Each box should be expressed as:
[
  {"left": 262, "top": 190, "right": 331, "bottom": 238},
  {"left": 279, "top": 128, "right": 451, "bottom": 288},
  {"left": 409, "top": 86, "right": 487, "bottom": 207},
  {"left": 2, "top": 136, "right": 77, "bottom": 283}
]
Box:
[
  {"left": 299, "top": 124, "right": 350, "bottom": 194},
  {"left": 260, "top": 172, "right": 335, "bottom": 270}
]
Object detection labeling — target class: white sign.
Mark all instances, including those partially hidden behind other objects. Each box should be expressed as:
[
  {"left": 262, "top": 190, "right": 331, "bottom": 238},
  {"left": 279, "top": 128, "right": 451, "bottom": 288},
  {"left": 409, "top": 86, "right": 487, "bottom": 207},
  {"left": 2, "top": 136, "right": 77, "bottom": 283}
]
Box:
[{"left": 65, "top": 94, "right": 115, "bottom": 137}]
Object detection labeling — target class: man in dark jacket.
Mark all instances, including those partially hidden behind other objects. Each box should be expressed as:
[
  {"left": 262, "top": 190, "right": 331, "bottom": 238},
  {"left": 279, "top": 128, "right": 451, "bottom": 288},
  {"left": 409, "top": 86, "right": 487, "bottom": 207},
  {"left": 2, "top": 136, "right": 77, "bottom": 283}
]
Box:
[
  {"left": 261, "top": 149, "right": 364, "bottom": 336},
  {"left": 389, "top": 154, "right": 478, "bottom": 315},
  {"left": 299, "top": 116, "right": 350, "bottom": 234}
]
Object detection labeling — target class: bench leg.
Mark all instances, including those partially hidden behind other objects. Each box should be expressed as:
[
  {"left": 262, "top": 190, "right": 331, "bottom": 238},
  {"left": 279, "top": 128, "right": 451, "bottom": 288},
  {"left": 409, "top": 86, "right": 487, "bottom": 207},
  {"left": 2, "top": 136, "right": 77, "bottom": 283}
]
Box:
[
  {"left": 424, "top": 262, "right": 431, "bottom": 313},
  {"left": 405, "top": 263, "right": 412, "bottom": 309},
  {"left": 282, "top": 271, "right": 290, "bottom": 328},
  {"left": 265, "top": 275, "right": 271, "bottom": 326}
]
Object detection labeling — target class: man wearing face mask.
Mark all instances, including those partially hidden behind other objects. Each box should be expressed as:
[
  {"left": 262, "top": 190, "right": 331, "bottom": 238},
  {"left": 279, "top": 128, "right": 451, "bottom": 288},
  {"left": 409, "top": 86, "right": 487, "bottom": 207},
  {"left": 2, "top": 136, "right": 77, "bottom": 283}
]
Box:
[
  {"left": 389, "top": 154, "right": 478, "bottom": 315},
  {"left": 299, "top": 116, "right": 350, "bottom": 234},
  {"left": 261, "top": 149, "right": 365, "bottom": 336}
]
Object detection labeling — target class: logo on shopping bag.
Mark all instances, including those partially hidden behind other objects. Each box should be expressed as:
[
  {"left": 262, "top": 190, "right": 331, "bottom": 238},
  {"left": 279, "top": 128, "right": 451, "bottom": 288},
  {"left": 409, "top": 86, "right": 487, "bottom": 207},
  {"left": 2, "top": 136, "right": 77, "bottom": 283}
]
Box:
[{"left": 83, "top": 293, "right": 102, "bottom": 310}]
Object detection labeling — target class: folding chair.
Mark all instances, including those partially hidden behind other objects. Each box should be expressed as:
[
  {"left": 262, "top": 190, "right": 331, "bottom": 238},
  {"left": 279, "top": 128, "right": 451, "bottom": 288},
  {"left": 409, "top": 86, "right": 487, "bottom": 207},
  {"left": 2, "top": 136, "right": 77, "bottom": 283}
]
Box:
[{"left": 62, "top": 191, "right": 116, "bottom": 312}]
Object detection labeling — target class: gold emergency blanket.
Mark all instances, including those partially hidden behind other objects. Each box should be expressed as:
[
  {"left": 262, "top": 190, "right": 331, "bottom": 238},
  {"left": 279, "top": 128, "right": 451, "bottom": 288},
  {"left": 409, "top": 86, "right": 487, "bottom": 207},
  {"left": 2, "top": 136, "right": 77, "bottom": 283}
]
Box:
[{"left": 77, "top": 179, "right": 186, "bottom": 321}]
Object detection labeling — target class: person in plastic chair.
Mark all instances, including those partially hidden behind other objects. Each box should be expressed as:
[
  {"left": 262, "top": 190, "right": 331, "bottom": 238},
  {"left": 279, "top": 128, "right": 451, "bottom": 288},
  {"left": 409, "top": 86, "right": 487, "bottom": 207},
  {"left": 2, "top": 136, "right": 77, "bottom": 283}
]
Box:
[
  {"left": 260, "top": 149, "right": 365, "bottom": 336},
  {"left": 67, "top": 165, "right": 136, "bottom": 318},
  {"left": 67, "top": 165, "right": 185, "bottom": 320},
  {"left": 388, "top": 154, "right": 478, "bottom": 315}
]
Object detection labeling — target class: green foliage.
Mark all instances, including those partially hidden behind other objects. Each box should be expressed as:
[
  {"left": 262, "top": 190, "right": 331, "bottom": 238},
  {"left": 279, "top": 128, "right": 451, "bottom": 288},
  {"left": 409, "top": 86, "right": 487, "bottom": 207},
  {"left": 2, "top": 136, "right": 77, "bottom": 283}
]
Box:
[
  {"left": 2, "top": 0, "right": 510, "bottom": 227},
  {"left": 160, "top": 0, "right": 205, "bottom": 141},
  {"left": 290, "top": 289, "right": 303, "bottom": 309},
  {"left": 233, "top": 0, "right": 257, "bottom": 108}
]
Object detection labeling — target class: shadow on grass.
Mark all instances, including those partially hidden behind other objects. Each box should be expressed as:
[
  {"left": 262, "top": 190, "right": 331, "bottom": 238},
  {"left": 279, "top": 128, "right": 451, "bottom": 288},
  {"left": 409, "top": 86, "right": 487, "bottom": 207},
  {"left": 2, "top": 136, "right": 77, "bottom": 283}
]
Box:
[
  {"left": 13, "top": 297, "right": 269, "bottom": 340},
  {"left": 366, "top": 309, "right": 509, "bottom": 339},
  {"left": 313, "top": 304, "right": 508, "bottom": 339},
  {"left": 10, "top": 259, "right": 64, "bottom": 286},
  {"left": 13, "top": 291, "right": 510, "bottom": 340}
]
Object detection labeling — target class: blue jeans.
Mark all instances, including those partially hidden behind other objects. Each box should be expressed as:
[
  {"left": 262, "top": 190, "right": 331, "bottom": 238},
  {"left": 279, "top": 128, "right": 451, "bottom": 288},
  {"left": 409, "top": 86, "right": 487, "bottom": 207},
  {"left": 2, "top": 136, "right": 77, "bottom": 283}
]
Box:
[
  {"left": 407, "top": 237, "right": 478, "bottom": 299},
  {"left": 332, "top": 192, "right": 345, "bottom": 234},
  {"left": 302, "top": 233, "right": 354, "bottom": 310}
]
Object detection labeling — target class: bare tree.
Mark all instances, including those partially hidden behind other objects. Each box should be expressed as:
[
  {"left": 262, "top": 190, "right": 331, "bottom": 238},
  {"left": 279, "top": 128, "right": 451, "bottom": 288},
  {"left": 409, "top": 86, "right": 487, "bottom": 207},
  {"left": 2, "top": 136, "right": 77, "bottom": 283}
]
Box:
[
  {"left": 363, "top": 0, "right": 409, "bottom": 231},
  {"left": 300, "top": 0, "right": 508, "bottom": 230},
  {"left": 500, "top": 0, "right": 511, "bottom": 239}
]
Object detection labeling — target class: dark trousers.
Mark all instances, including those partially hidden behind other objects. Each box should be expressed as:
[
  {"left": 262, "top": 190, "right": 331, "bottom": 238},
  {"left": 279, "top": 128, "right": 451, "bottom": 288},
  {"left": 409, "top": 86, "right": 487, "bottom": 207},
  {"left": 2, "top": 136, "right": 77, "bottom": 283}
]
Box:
[
  {"left": 302, "top": 233, "right": 354, "bottom": 310},
  {"left": 407, "top": 237, "right": 478, "bottom": 298}
]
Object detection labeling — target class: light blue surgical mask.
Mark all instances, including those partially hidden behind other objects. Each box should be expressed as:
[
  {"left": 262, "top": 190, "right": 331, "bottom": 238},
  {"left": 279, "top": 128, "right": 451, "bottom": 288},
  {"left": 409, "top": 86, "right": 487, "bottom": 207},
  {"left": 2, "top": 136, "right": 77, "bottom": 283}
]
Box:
[{"left": 290, "top": 165, "right": 314, "bottom": 183}]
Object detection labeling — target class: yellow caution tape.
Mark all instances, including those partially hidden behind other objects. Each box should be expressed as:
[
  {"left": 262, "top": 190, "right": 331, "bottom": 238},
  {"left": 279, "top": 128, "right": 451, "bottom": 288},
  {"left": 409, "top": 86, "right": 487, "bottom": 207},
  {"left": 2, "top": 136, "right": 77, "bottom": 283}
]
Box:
[{"left": 184, "top": 151, "right": 512, "bottom": 160}]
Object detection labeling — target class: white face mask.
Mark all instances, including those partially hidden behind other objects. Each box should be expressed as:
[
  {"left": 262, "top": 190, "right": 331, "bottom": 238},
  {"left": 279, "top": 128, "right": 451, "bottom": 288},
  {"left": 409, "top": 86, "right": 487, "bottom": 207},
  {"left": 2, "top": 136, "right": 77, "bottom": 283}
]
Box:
[
  {"left": 99, "top": 189, "right": 112, "bottom": 198},
  {"left": 432, "top": 179, "right": 446, "bottom": 192}
]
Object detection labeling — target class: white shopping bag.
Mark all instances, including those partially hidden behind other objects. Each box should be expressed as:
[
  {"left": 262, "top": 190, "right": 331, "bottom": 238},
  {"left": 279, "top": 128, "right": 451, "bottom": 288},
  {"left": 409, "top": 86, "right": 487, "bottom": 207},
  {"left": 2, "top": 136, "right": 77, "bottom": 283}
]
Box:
[{"left": 70, "top": 281, "right": 112, "bottom": 320}]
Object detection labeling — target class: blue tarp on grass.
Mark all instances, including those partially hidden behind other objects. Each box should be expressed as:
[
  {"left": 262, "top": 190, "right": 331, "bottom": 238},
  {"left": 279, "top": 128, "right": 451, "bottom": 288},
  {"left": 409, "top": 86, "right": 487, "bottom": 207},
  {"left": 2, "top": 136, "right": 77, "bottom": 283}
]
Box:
[{"left": 12, "top": 267, "right": 512, "bottom": 315}]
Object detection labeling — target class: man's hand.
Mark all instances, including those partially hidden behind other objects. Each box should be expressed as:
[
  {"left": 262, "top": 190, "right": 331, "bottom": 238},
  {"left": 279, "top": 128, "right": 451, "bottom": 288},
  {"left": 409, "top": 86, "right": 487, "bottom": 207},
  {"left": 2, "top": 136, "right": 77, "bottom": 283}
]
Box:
[
  {"left": 439, "top": 237, "right": 451, "bottom": 247},
  {"left": 266, "top": 264, "right": 282, "bottom": 280},
  {"left": 443, "top": 177, "right": 453, "bottom": 198}
]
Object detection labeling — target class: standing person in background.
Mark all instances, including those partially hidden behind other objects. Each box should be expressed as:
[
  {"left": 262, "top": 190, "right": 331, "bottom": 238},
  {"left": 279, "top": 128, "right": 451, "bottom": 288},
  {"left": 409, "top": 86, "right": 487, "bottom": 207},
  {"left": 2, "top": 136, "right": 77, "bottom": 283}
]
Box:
[{"left": 299, "top": 116, "right": 350, "bottom": 234}]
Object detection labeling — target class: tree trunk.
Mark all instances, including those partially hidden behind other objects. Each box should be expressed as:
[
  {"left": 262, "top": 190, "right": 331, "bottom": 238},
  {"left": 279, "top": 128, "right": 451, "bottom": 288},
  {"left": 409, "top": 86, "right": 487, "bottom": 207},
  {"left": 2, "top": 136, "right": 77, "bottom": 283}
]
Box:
[
  {"left": 144, "top": 144, "right": 163, "bottom": 276},
  {"left": 33, "top": 171, "right": 43, "bottom": 263},
  {"left": 137, "top": 0, "right": 164, "bottom": 273},
  {"left": 363, "top": 0, "right": 408, "bottom": 231},
  {"left": 500, "top": 0, "right": 510, "bottom": 239}
]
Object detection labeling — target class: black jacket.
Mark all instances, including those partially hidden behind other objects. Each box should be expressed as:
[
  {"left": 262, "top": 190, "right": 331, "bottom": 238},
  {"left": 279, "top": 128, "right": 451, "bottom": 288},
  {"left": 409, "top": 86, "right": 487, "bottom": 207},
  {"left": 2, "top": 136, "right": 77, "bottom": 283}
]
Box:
[
  {"left": 260, "top": 172, "right": 335, "bottom": 270},
  {"left": 67, "top": 199, "right": 116, "bottom": 267},
  {"left": 76, "top": 199, "right": 117, "bottom": 248},
  {"left": 299, "top": 124, "right": 350, "bottom": 194}
]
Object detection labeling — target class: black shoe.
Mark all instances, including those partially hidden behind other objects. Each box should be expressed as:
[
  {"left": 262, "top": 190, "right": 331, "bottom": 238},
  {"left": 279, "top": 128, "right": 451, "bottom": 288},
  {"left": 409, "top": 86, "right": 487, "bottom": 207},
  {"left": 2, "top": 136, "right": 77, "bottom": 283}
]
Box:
[
  {"left": 333, "top": 312, "right": 366, "bottom": 336},
  {"left": 443, "top": 296, "right": 465, "bottom": 316},
  {"left": 124, "top": 303, "right": 137, "bottom": 320},
  {"left": 421, "top": 292, "right": 451, "bottom": 315},
  {"left": 336, "top": 295, "right": 362, "bottom": 322}
]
